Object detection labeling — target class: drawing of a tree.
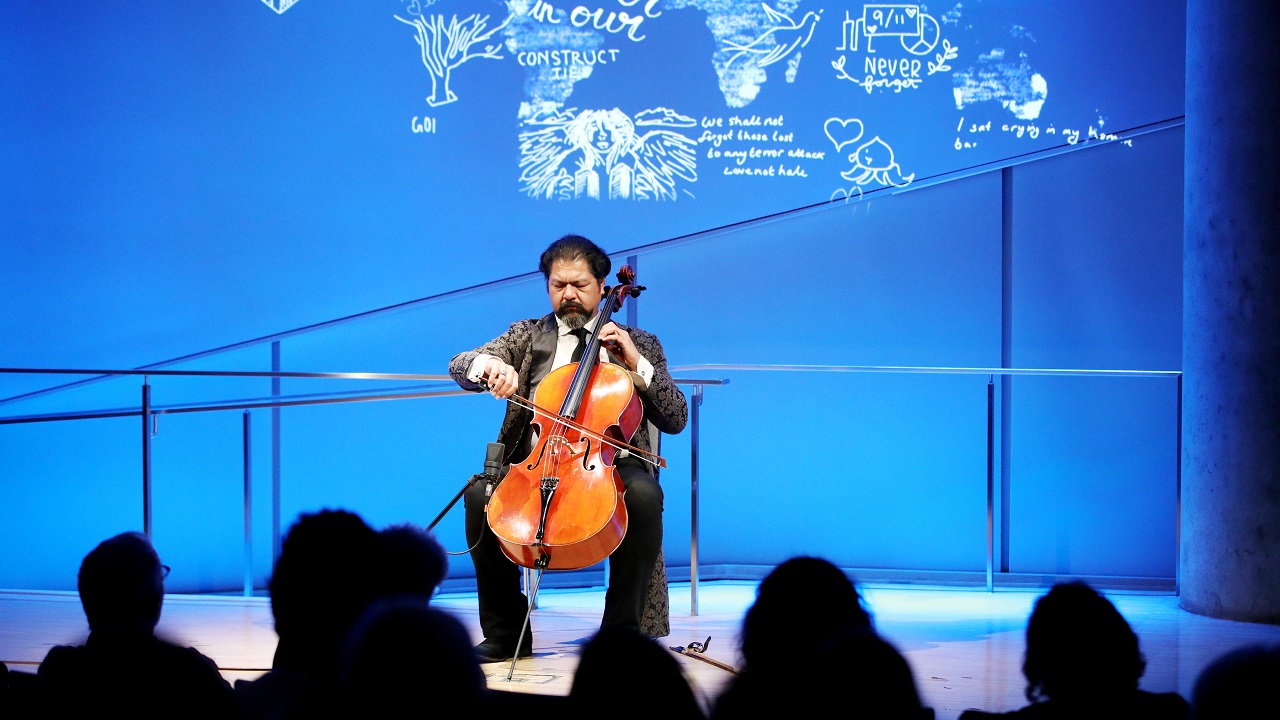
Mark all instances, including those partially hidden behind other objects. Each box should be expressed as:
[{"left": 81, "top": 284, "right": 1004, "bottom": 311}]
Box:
[{"left": 394, "top": 11, "right": 511, "bottom": 107}]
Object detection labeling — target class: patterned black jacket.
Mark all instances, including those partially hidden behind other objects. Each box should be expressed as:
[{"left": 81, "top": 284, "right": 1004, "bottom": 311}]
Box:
[{"left": 448, "top": 312, "right": 688, "bottom": 468}]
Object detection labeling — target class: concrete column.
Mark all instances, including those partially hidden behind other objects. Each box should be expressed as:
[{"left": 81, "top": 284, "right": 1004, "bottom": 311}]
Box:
[{"left": 1181, "top": 0, "right": 1280, "bottom": 623}]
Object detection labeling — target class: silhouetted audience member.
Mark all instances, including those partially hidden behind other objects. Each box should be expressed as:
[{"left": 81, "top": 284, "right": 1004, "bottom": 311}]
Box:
[
  {"left": 35, "top": 531, "right": 241, "bottom": 719},
  {"left": 810, "top": 625, "right": 932, "bottom": 719},
  {"left": 373, "top": 522, "right": 449, "bottom": 601},
  {"left": 711, "top": 556, "right": 908, "bottom": 719},
  {"left": 570, "top": 625, "right": 706, "bottom": 720},
  {"left": 958, "top": 581, "right": 1188, "bottom": 719},
  {"left": 1188, "top": 642, "right": 1280, "bottom": 720},
  {"left": 234, "top": 509, "right": 382, "bottom": 720},
  {"left": 340, "top": 596, "right": 488, "bottom": 717},
  {"left": 3, "top": 661, "right": 41, "bottom": 717},
  {"left": 738, "top": 555, "right": 874, "bottom": 673}
]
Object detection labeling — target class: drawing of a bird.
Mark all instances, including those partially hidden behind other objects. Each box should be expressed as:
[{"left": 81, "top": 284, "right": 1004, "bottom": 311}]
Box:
[{"left": 724, "top": 4, "right": 823, "bottom": 69}]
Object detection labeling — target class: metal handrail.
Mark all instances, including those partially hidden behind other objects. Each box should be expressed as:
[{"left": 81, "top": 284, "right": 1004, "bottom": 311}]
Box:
[
  {"left": 0, "top": 362, "right": 1181, "bottom": 605},
  {"left": 671, "top": 362, "right": 1183, "bottom": 596},
  {"left": 671, "top": 363, "right": 1179, "bottom": 378},
  {"left": 0, "top": 365, "right": 726, "bottom": 607}
]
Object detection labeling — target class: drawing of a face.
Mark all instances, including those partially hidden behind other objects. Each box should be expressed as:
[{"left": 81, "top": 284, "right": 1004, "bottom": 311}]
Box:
[
  {"left": 854, "top": 137, "right": 894, "bottom": 171},
  {"left": 547, "top": 258, "right": 605, "bottom": 329},
  {"left": 591, "top": 120, "right": 613, "bottom": 151},
  {"left": 569, "top": 109, "right": 637, "bottom": 164}
]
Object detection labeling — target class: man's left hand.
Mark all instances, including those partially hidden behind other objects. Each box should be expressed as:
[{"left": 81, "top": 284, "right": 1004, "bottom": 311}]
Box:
[{"left": 598, "top": 322, "right": 641, "bottom": 371}]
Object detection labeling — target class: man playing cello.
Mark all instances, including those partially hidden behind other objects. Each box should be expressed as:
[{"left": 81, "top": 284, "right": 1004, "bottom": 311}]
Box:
[{"left": 449, "top": 234, "right": 688, "bottom": 663}]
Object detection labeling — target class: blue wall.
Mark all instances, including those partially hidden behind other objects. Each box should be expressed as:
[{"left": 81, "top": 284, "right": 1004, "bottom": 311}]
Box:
[{"left": 0, "top": 0, "right": 1184, "bottom": 591}]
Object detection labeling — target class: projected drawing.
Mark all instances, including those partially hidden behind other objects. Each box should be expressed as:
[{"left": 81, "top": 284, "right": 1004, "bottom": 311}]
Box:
[
  {"left": 504, "top": 2, "right": 610, "bottom": 122},
  {"left": 668, "top": 0, "right": 820, "bottom": 108},
  {"left": 260, "top": 0, "right": 302, "bottom": 13},
  {"left": 723, "top": 5, "right": 822, "bottom": 73},
  {"left": 830, "top": 3, "right": 954, "bottom": 93},
  {"left": 395, "top": 9, "right": 513, "bottom": 107},
  {"left": 952, "top": 49, "right": 1048, "bottom": 120},
  {"left": 824, "top": 117, "right": 914, "bottom": 200},
  {"left": 518, "top": 108, "right": 697, "bottom": 201},
  {"left": 836, "top": 4, "right": 941, "bottom": 55}
]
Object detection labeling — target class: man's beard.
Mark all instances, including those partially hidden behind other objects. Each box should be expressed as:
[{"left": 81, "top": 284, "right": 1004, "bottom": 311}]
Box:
[{"left": 556, "top": 301, "right": 592, "bottom": 329}]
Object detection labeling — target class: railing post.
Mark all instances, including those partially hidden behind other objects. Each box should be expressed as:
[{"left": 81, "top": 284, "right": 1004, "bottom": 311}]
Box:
[
  {"left": 243, "top": 411, "right": 253, "bottom": 597},
  {"left": 1175, "top": 371, "right": 1183, "bottom": 596},
  {"left": 271, "top": 341, "right": 282, "bottom": 564},
  {"left": 141, "top": 379, "right": 152, "bottom": 538},
  {"left": 690, "top": 384, "right": 703, "bottom": 616},
  {"left": 986, "top": 375, "right": 995, "bottom": 592}
]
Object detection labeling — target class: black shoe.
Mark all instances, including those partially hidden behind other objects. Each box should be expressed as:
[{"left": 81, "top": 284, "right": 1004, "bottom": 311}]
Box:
[{"left": 474, "top": 637, "right": 533, "bottom": 663}]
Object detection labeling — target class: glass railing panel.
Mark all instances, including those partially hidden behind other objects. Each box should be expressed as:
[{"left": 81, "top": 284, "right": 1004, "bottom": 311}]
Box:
[
  {"left": 1007, "top": 374, "right": 1179, "bottom": 578},
  {"left": 0, "top": 416, "right": 139, "bottom": 592},
  {"left": 671, "top": 370, "right": 991, "bottom": 573},
  {"left": 637, "top": 172, "right": 1004, "bottom": 370}
]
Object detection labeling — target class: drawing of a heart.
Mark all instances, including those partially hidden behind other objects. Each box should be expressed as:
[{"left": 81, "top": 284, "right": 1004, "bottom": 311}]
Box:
[{"left": 824, "top": 118, "right": 865, "bottom": 152}]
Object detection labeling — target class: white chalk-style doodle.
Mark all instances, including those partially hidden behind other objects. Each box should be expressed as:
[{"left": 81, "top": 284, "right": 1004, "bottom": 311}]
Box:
[
  {"left": 836, "top": 4, "right": 941, "bottom": 56},
  {"left": 952, "top": 48, "right": 1048, "bottom": 120},
  {"left": 394, "top": 7, "right": 514, "bottom": 108},
  {"left": 928, "top": 38, "right": 958, "bottom": 74},
  {"left": 723, "top": 4, "right": 822, "bottom": 73},
  {"left": 504, "top": 0, "right": 609, "bottom": 122},
  {"left": 831, "top": 3, "right": 954, "bottom": 94},
  {"left": 667, "top": 0, "right": 819, "bottom": 108},
  {"left": 824, "top": 116, "right": 914, "bottom": 201},
  {"left": 518, "top": 107, "right": 698, "bottom": 200},
  {"left": 260, "top": 0, "right": 302, "bottom": 14}
]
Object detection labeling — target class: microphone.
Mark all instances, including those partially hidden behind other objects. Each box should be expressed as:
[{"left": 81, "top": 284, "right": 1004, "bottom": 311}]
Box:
[{"left": 483, "top": 442, "right": 505, "bottom": 499}]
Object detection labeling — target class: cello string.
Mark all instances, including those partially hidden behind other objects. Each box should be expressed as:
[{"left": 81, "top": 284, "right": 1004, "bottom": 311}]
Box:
[{"left": 506, "top": 392, "right": 665, "bottom": 468}]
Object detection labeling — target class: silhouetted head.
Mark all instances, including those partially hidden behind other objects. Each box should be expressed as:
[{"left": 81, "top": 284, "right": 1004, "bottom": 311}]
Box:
[
  {"left": 571, "top": 626, "right": 704, "bottom": 720},
  {"left": 540, "top": 234, "right": 611, "bottom": 282},
  {"left": 341, "top": 597, "right": 486, "bottom": 716},
  {"left": 77, "top": 531, "right": 165, "bottom": 636},
  {"left": 813, "top": 627, "right": 926, "bottom": 718},
  {"left": 740, "top": 556, "right": 872, "bottom": 672},
  {"left": 1189, "top": 643, "right": 1280, "bottom": 720},
  {"left": 374, "top": 523, "right": 448, "bottom": 601},
  {"left": 269, "top": 509, "right": 381, "bottom": 669},
  {"left": 1022, "top": 581, "right": 1146, "bottom": 703}
]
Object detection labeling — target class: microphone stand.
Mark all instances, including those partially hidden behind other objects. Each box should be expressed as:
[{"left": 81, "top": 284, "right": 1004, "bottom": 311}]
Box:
[
  {"left": 425, "top": 474, "right": 483, "bottom": 532},
  {"left": 426, "top": 442, "right": 505, "bottom": 532}
]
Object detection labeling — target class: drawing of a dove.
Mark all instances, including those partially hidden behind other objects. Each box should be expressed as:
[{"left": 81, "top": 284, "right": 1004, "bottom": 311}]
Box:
[{"left": 724, "top": 4, "right": 823, "bottom": 70}]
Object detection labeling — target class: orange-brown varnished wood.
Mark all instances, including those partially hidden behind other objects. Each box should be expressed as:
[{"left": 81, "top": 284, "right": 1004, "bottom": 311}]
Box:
[{"left": 488, "top": 361, "right": 643, "bottom": 570}]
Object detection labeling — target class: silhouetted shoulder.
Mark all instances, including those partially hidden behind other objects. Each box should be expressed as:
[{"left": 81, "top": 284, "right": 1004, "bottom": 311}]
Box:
[
  {"left": 959, "top": 690, "right": 1188, "bottom": 720},
  {"left": 37, "top": 638, "right": 240, "bottom": 719}
]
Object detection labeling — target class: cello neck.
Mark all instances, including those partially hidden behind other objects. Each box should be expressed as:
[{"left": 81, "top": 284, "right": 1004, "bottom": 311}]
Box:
[
  {"left": 558, "top": 266, "right": 634, "bottom": 420},
  {"left": 559, "top": 292, "right": 620, "bottom": 420}
]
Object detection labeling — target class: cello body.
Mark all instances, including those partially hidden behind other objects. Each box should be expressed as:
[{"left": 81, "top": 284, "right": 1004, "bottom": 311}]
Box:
[{"left": 485, "top": 272, "right": 647, "bottom": 570}]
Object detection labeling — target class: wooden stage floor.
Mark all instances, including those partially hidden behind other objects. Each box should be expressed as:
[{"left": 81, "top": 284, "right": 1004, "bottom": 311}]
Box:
[{"left": 4, "top": 582, "right": 1280, "bottom": 719}]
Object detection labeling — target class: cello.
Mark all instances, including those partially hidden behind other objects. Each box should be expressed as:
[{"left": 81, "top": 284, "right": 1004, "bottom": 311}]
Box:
[{"left": 485, "top": 265, "right": 662, "bottom": 573}]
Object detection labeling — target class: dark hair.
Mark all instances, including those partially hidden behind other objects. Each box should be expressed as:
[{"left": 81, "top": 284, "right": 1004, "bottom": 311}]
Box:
[
  {"left": 341, "top": 597, "right": 486, "bottom": 716},
  {"left": 740, "top": 556, "right": 872, "bottom": 671},
  {"left": 77, "top": 531, "right": 165, "bottom": 634},
  {"left": 1190, "top": 643, "right": 1280, "bottom": 720},
  {"left": 374, "top": 523, "right": 448, "bottom": 601},
  {"left": 269, "top": 509, "right": 381, "bottom": 667},
  {"left": 539, "top": 234, "right": 611, "bottom": 281},
  {"left": 571, "top": 626, "right": 704, "bottom": 719},
  {"left": 1022, "top": 581, "right": 1146, "bottom": 703}
]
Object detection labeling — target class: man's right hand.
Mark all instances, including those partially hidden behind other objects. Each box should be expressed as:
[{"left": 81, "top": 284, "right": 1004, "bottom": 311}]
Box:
[{"left": 481, "top": 358, "right": 519, "bottom": 399}]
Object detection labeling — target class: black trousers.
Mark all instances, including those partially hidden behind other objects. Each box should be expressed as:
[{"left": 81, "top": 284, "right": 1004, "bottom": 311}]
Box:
[{"left": 463, "top": 455, "right": 663, "bottom": 642}]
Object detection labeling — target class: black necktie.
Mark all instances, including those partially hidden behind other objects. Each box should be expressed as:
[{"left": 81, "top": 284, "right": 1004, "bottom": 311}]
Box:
[{"left": 570, "top": 328, "right": 589, "bottom": 363}]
